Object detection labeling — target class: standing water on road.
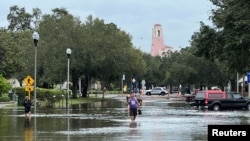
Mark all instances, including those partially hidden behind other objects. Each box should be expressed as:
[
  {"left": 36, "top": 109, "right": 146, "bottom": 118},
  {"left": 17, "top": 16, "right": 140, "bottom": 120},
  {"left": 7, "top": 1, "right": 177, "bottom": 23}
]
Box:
[{"left": 0, "top": 96, "right": 250, "bottom": 141}]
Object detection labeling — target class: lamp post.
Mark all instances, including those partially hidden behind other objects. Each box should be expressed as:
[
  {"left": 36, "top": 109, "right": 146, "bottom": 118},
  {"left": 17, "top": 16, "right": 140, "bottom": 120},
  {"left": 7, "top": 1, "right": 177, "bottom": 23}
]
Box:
[
  {"left": 122, "top": 74, "right": 125, "bottom": 96},
  {"left": 132, "top": 78, "right": 136, "bottom": 92},
  {"left": 53, "top": 95, "right": 56, "bottom": 108},
  {"left": 66, "top": 48, "right": 71, "bottom": 110},
  {"left": 61, "top": 95, "right": 64, "bottom": 109},
  {"left": 32, "top": 31, "right": 39, "bottom": 114}
]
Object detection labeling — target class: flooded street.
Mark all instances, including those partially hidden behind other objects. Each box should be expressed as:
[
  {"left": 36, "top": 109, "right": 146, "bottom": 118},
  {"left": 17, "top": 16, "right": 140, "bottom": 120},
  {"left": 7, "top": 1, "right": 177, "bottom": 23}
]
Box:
[{"left": 1, "top": 95, "right": 250, "bottom": 141}]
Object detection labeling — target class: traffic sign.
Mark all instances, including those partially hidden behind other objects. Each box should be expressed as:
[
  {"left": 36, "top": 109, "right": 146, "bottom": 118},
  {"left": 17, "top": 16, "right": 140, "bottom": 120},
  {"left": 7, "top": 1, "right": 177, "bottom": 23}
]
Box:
[
  {"left": 24, "top": 75, "right": 34, "bottom": 86},
  {"left": 247, "top": 72, "right": 250, "bottom": 84},
  {"left": 25, "top": 85, "right": 34, "bottom": 91}
]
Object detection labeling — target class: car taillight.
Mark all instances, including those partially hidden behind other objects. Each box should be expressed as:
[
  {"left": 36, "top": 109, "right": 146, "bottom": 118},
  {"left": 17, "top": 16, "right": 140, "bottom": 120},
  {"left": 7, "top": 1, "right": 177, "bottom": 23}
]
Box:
[{"left": 205, "top": 100, "right": 208, "bottom": 104}]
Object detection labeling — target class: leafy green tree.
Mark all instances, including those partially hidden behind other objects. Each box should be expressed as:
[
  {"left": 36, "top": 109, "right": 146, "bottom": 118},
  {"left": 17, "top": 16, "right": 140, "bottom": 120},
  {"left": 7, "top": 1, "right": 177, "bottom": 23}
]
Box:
[
  {"left": 191, "top": 22, "right": 223, "bottom": 62},
  {"left": 0, "top": 74, "right": 11, "bottom": 96},
  {"left": 38, "top": 9, "right": 78, "bottom": 88},
  {"left": 188, "top": 0, "right": 250, "bottom": 91},
  {"left": 76, "top": 16, "right": 147, "bottom": 95},
  {"left": 3, "top": 6, "right": 147, "bottom": 95},
  {"left": 32, "top": 8, "right": 42, "bottom": 29},
  {"left": 7, "top": 5, "right": 33, "bottom": 31},
  {"left": 0, "top": 30, "right": 25, "bottom": 78},
  {"left": 210, "top": 0, "right": 250, "bottom": 83},
  {"left": 142, "top": 54, "right": 162, "bottom": 88},
  {"left": 37, "top": 9, "right": 147, "bottom": 97}
]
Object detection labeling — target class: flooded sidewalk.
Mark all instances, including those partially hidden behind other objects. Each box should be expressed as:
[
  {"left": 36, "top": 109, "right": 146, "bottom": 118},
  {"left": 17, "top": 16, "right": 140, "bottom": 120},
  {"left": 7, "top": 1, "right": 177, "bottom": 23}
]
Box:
[{"left": 0, "top": 102, "right": 15, "bottom": 108}]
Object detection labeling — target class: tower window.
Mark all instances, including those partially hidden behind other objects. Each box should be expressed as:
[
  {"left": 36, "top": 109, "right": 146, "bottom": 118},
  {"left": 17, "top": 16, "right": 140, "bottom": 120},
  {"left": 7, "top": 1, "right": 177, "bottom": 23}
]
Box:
[{"left": 158, "top": 30, "right": 160, "bottom": 37}]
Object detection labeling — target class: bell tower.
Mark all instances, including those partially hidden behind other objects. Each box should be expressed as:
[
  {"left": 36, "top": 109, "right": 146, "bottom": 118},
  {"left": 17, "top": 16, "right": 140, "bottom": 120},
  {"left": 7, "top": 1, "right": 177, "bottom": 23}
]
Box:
[{"left": 151, "top": 24, "right": 165, "bottom": 56}]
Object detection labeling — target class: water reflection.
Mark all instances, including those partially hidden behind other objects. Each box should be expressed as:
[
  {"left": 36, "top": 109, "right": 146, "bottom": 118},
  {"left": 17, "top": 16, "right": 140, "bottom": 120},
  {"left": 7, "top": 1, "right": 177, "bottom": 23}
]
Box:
[
  {"left": 34, "top": 117, "right": 37, "bottom": 141},
  {"left": 24, "top": 118, "right": 31, "bottom": 128},
  {"left": 67, "top": 115, "right": 70, "bottom": 141},
  {"left": 128, "top": 125, "right": 137, "bottom": 138},
  {"left": 129, "top": 121, "right": 137, "bottom": 128},
  {"left": 71, "top": 99, "right": 123, "bottom": 111},
  {"left": 24, "top": 118, "right": 33, "bottom": 141}
]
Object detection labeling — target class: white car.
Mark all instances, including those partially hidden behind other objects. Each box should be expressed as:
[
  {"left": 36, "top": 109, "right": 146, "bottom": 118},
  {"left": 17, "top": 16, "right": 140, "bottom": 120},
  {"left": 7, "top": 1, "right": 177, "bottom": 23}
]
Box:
[{"left": 145, "top": 87, "right": 169, "bottom": 96}]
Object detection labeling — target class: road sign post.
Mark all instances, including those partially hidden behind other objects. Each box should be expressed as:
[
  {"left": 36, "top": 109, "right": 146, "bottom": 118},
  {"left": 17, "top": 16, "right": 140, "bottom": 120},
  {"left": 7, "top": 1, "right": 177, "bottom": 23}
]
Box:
[{"left": 24, "top": 75, "right": 34, "bottom": 100}]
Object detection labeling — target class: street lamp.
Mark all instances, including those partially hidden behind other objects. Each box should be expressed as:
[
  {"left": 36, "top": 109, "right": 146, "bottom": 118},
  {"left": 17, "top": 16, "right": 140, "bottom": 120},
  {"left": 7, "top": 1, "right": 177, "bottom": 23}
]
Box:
[
  {"left": 66, "top": 48, "right": 71, "bottom": 110},
  {"left": 32, "top": 31, "right": 39, "bottom": 114}
]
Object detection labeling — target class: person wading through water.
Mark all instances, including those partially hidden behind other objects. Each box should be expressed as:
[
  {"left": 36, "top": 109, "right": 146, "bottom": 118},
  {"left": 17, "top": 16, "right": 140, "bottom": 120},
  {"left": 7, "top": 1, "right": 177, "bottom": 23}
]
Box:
[
  {"left": 23, "top": 96, "right": 32, "bottom": 119},
  {"left": 136, "top": 89, "right": 143, "bottom": 115},
  {"left": 128, "top": 91, "right": 140, "bottom": 122}
]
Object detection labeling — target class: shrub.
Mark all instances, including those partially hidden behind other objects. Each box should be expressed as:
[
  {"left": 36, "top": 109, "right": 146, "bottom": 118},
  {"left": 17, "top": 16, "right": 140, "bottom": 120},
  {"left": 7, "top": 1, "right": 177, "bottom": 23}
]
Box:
[
  {"left": 0, "top": 74, "right": 11, "bottom": 97},
  {"left": 0, "top": 93, "right": 10, "bottom": 102}
]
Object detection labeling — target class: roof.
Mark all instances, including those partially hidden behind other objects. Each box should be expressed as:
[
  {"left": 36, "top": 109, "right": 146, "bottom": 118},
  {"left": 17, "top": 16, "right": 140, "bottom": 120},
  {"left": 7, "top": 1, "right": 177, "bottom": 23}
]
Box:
[
  {"left": 237, "top": 75, "right": 247, "bottom": 83},
  {"left": 154, "top": 24, "right": 161, "bottom": 26}
]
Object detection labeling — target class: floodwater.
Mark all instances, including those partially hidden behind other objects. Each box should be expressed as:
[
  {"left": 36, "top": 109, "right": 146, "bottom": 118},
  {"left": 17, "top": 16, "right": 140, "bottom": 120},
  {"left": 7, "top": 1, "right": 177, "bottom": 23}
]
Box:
[{"left": 0, "top": 96, "right": 250, "bottom": 141}]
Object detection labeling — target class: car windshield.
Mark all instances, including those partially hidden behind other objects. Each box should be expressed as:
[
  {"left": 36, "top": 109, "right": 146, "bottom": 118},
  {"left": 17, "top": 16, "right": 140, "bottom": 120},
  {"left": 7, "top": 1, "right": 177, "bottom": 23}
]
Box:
[
  {"left": 195, "top": 92, "right": 205, "bottom": 98},
  {"left": 154, "top": 87, "right": 165, "bottom": 90},
  {"left": 233, "top": 93, "right": 242, "bottom": 99},
  {"left": 153, "top": 88, "right": 160, "bottom": 90}
]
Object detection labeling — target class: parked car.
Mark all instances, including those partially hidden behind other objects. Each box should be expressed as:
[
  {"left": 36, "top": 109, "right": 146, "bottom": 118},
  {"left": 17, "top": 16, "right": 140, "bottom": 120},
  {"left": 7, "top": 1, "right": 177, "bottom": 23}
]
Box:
[
  {"left": 189, "top": 90, "right": 250, "bottom": 111},
  {"left": 171, "top": 87, "right": 179, "bottom": 95},
  {"left": 145, "top": 87, "right": 169, "bottom": 96}
]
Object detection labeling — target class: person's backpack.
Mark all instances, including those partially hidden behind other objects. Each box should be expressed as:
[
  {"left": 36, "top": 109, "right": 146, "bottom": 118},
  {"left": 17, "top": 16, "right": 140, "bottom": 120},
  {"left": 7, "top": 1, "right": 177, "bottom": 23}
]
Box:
[{"left": 138, "top": 109, "right": 142, "bottom": 115}]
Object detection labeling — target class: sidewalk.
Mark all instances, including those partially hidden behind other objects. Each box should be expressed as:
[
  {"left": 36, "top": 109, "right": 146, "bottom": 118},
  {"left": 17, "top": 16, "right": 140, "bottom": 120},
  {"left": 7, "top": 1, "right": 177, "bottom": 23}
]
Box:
[
  {"left": 97, "top": 93, "right": 187, "bottom": 101},
  {"left": 93, "top": 93, "right": 122, "bottom": 98},
  {"left": 0, "top": 101, "right": 17, "bottom": 108},
  {"left": 0, "top": 103, "right": 12, "bottom": 108}
]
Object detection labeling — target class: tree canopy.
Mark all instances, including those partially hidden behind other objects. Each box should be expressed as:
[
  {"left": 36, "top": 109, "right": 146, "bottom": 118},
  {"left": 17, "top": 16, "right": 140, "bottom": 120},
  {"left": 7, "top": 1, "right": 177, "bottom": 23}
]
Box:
[{"left": 1, "top": 2, "right": 250, "bottom": 96}]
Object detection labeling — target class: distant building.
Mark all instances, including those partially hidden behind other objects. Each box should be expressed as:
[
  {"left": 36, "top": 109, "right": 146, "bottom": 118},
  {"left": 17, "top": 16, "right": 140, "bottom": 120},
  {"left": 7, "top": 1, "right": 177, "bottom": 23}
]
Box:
[
  {"left": 8, "top": 78, "right": 20, "bottom": 88},
  {"left": 151, "top": 24, "right": 174, "bottom": 57}
]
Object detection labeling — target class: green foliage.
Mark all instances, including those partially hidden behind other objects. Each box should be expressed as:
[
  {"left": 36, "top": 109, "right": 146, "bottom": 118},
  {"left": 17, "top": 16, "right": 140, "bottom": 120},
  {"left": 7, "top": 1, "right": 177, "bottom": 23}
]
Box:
[
  {"left": 187, "top": 0, "right": 250, "bottom": 90},
  {"left": 0, "top": 74, "right": 11, "bottom": 95},
  {"left": 15, "top": 87, "right": 65, "bottom": 106},
  {"left": 3, "top": 3, "right": 248, "bottom": 94},
  {"left": 0, "top": 94, "right": 10, "bottom": 102},
  {"left": 37, "top": 11, "right": 146, "bottom": 97},
  {"left": 7, "top": 5, "right": 34, "bottom": 31},
  {"left": 0, "top": 30, "right": 25, "bottom": 78},
  {"left": 2, "top": 6, "right": 147, "bottom": 96}
]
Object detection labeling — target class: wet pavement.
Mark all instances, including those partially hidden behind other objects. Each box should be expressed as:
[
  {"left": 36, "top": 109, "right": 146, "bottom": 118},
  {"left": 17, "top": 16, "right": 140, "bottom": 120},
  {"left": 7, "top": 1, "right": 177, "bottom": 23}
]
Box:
[{"left": 0, "top": 95, "right": 250, "bottom": 141}]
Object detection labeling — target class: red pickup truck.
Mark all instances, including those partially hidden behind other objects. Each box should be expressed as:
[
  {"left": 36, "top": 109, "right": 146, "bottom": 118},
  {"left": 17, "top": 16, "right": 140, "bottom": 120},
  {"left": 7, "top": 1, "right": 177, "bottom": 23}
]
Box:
[{"left": 189, "top": 90, "right": 250, "bottom": 111}]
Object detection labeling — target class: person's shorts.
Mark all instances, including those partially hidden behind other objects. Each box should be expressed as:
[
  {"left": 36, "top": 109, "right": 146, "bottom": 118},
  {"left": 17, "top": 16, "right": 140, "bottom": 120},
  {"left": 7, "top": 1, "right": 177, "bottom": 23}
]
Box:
[
  {"left": 130, "top": 108, "right": 137, "bottom": 116},
  {"left": 25, "top": 107, "right": 31, "bottom": 113}
]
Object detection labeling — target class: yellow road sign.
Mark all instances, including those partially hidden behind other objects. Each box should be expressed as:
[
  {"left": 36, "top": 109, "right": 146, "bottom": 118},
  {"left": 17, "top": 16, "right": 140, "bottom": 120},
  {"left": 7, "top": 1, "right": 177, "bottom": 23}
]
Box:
[
  {"left": 24, "top": 75, "right": 34, "bottom": 86},
  {"left": 25, "top": 85, "right": 34, "bottom": 92}
]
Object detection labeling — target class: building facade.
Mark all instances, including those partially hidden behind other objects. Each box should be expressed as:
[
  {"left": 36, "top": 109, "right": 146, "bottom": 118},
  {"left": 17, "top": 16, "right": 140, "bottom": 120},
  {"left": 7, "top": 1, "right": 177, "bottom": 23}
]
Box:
[{"left": 151, "top": 24, "right": 174, "bottom": 57}]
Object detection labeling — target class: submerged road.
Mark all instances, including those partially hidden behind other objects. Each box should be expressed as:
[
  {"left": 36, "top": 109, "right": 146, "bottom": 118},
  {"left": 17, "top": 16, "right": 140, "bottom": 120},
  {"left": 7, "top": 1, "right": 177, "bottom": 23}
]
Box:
[{"left": 0, "top": 94, "right": 249, "bottom": 141}]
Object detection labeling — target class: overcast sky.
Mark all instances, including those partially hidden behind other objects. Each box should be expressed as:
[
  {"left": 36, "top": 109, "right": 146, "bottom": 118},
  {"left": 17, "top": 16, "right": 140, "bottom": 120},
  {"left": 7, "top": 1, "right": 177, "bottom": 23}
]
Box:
[{"left": 0, "top": 0, "right": 215, "bottom": 53}]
